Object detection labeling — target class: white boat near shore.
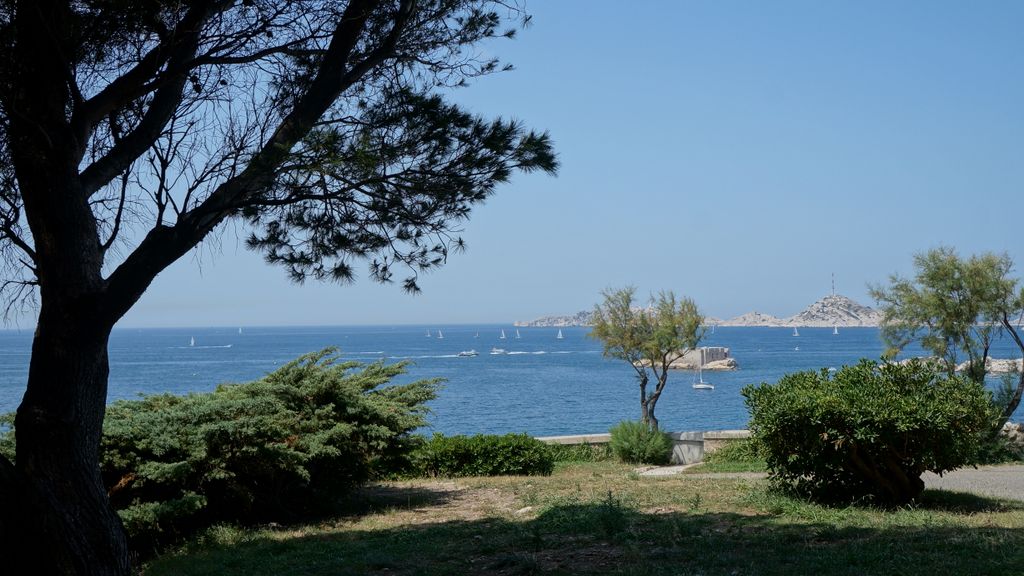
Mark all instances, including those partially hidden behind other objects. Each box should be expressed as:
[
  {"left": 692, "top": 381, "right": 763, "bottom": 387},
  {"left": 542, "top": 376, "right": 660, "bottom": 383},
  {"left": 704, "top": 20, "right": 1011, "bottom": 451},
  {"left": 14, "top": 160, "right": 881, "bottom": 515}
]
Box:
[{"left": 693, "top": 348, "right": 714, "bottom": 390}]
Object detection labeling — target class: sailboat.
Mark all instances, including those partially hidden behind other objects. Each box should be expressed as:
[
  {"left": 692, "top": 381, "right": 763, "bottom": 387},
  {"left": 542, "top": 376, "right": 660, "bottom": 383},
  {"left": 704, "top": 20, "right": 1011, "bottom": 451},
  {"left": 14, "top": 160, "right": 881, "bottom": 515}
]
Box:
[
  {"left": 556, "top": 329, "right": 564, "bottom": 340},
  {"left": 833, "top": 325, "right": 839, "bottom": 335},
  {"left": 515, "top": 329, "right": 521, "bottom": 339},
  {"left": 437, "top": 329, "right": 444, "bottom": 339},
  {"left": 693, "top": 348, "right": 714, "bottom": 390},
  {"left": 792, "top": 327, "right": 799, "bottom": 337},
  {"left": 238, "top": 327, "right": 242, "bottom": 335},
  {"left": 189, "top": 336, "right": 195, "bottom": 347},
  {"left": 499, "top": 329, "right": 506, "bottom": 339},
  {"left": 425, "top": 329, "right": 431, "bottom": 338}
]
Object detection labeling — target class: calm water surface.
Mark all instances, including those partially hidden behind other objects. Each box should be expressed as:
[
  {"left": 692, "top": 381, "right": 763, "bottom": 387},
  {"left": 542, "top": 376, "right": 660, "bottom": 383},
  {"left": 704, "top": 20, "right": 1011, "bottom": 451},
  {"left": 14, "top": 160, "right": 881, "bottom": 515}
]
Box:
[{"left": 0, "top": 325, "right": 1019, "bottom": 435}]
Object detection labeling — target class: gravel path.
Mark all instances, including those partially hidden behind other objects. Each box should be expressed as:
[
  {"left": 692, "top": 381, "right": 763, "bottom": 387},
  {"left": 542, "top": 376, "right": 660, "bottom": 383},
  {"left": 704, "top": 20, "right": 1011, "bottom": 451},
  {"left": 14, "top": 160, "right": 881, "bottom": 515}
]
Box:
[
  {"left": 640, "top": 464, "right": 1024, "bottom": 502},
  {"left": 922, "top": 465, "right": 1024, "bottom": 502}
]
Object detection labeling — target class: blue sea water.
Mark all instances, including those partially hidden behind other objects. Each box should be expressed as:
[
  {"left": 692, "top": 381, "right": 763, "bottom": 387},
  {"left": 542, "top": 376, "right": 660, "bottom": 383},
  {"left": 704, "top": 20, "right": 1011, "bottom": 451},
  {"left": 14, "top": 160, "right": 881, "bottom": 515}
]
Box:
[{"left": 0, "top": 325, "right": 1020, "bottom": 435}]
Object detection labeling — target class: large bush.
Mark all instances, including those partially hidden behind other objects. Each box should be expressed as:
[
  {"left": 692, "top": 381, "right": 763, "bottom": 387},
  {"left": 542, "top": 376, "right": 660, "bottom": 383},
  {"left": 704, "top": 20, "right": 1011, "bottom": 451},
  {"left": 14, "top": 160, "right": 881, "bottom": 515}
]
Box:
[
  {"left": 100, "top": 348, "right": 439, "bottom": 550},
  {"left": 414, "top": 433, "right": 554, "bottom": 477},
  {"left": 743, "top": 359, "right": 996, "bottom": 504},
  {"left": 608, "top": 420, "right": 672, "bottom": 465}
]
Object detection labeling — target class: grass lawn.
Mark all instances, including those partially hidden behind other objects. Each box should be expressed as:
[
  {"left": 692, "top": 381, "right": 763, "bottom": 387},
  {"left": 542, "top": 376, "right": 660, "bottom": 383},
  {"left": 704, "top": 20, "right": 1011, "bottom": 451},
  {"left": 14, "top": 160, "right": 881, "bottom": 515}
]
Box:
[{"left": 141, "top": 461, "right": 1024, "bottom": 575}]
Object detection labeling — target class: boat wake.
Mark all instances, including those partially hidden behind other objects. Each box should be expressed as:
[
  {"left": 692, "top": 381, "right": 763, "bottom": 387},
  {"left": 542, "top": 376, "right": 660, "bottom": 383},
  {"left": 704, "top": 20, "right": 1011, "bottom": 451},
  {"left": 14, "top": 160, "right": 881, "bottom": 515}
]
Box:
[
  {"left": 174, "top": 344, "right": 233, "bottom": 349},
  {"left": 388, "top": 354, "right": 461, "bottom": 359}
]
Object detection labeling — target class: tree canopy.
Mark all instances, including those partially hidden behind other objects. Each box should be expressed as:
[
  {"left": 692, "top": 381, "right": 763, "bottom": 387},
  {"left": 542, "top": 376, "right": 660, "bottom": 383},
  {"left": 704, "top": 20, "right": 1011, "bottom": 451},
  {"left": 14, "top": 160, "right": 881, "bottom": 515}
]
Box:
[
  {"left": 0, "top": 0, "right": 557, "bottom": 309},
  {"left": 590, "top": 287, "right": 704, "bottom": 430},
  {"left": 870, "top": 247, "right": 1024, "bottom": 429},
  {"left": 0, "top": 2, "right": 556, "bottom": 574}
]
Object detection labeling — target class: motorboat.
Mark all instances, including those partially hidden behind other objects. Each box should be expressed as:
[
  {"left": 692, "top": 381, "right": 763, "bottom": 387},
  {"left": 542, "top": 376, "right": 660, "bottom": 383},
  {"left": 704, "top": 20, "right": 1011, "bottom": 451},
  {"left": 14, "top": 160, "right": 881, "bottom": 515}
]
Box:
[
  {"left": 489, "top": 347, "right": 507, "bottom": 355},
  {"left": 457, "top": 350, "right": 478, "bottom": 357}
]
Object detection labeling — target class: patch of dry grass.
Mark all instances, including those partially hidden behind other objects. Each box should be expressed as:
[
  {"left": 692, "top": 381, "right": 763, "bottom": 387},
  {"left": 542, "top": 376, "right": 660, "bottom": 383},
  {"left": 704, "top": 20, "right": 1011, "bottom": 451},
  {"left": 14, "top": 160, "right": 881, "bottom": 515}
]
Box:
[{"left": 141, "top": 462, "right": 1024, "bottom": 576}]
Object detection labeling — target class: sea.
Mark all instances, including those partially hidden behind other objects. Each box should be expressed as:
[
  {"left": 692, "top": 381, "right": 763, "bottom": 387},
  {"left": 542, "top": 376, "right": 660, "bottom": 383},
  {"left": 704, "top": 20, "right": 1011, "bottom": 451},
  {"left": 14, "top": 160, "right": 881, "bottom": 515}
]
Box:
[{"left": 0, "top": 325, "right": 1021, "bottom": 436}]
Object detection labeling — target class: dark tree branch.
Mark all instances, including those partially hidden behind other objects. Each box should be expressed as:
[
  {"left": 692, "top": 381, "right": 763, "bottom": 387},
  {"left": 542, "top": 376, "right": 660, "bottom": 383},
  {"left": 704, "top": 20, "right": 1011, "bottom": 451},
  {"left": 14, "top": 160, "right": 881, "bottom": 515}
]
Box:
[
  {"left": 78, "top": 5, "right": 219, "bottom": 197},
  {"left": 72, "top": 2, "right": 226, "bottom": 144},
  {"left": 104, "top": 0, "right": 402, "bottom": 317}
]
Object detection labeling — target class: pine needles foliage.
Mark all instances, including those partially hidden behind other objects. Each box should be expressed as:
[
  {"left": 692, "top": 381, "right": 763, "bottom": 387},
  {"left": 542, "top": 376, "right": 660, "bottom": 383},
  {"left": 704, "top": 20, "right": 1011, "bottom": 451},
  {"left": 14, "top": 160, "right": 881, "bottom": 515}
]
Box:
[{"left": 98, "top": 348, "right": 439, "bottom": 551}]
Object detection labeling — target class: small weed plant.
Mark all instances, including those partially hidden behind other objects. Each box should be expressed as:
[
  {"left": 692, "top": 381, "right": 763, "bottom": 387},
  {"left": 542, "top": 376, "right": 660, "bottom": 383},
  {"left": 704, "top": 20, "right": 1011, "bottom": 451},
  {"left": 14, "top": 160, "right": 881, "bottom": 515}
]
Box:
[{"left": 608, "top": 420, "right": 672, "bottom": 465}]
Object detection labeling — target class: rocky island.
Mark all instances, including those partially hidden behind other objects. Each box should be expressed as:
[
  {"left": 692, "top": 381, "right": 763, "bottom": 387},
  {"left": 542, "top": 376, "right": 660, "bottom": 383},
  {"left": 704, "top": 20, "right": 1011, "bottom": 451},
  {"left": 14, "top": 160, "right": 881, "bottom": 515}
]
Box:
[{"left": 515, "top": 294, "right": 882, "bottom": 328}]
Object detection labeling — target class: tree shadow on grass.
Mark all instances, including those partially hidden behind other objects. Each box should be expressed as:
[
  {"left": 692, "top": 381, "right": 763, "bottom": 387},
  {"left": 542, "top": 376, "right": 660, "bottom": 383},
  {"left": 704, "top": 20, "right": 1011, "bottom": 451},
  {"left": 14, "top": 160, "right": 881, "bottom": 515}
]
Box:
[
  {"left": 919, "top": 488, "right": 1022, "bottom": 513},
  {"left": 335, "top": 483, "right": 462, "bottom": 517},
  {"left": 144, "top": 487, "right": 1024, "bottom": 576}
]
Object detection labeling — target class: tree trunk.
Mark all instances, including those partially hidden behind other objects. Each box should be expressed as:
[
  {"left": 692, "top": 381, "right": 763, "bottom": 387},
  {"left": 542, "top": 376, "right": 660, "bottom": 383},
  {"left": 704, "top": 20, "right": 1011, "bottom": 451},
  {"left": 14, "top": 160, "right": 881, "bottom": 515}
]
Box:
[
  {"left": 639, "top": 377, "right": 649, "bottom": 426},
  {"left": 0, "top": 302, "right": 128, "bottom": 575},
  {"left": 998, "top": 316, "right": 1024, "bottom": 430}
]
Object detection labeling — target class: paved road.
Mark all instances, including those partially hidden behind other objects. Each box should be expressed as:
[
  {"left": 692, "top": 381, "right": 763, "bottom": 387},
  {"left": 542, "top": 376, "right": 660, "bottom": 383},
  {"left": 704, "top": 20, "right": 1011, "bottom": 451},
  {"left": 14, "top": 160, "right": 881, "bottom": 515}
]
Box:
[
  {"left": 923, "top": 465, "right": 1024, "bottom": 502},
  {"left": 641, "top": 464, "right": 1024, "bottom": 502}
]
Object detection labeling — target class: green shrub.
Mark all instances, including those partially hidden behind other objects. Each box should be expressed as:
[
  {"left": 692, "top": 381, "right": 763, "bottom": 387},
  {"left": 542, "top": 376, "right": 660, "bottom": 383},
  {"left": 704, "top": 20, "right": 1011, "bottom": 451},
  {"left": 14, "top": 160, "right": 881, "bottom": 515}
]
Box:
[
  {"left": 547, "top": 442, "right": 615, "bottom": 463},
  {"left": 743, "top": 359, "right": 996, "bottom": 504},
  {"left": 100, "top": 348, "right": 439, "bottom": 551},
  {"left": 414, "top": 433, "right": 554, "bottom": 477},
  {"left": 704, "top": 437, "right": 764, "bottom": 464},
  {"left": 608, "top": 420, "right": 672, "bottom": 465},
  {"left": 698, "top": 438, "right": 767, "bottom": 473}
]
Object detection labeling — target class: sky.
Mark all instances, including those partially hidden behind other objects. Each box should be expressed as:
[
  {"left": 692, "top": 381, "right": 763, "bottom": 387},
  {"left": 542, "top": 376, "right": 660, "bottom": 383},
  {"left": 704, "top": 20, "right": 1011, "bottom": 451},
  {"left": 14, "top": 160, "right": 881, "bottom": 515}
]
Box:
[{"left": 115, "top": 1, "right": 1024, "bottom": 328}]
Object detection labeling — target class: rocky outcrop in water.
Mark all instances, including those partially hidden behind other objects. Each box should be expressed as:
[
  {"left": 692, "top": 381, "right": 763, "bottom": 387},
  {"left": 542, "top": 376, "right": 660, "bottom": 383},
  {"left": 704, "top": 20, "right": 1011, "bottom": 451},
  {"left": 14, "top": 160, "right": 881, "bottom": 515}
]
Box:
[
  {"left": 516, "top": 294, "right": 882, "bottom": 328},
  {"left": 717, "top": 294, "right": 882, "bottom": 327},
  {"left": 513, "top": 310, "right": 594, "bottom": 327},
  {"left": 1002, "top": 422, "right": 1024, "bottom": 458},
  {"left": 717, "top": 311, "right": 784, "bottom": 327},
  {"left": 782, "top": 294, "right": 882, "bottom": 327}
]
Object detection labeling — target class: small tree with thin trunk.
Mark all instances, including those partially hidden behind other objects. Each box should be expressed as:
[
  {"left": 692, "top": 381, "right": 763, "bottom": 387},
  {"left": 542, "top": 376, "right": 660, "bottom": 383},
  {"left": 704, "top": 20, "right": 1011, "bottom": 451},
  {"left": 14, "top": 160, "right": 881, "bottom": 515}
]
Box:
[
  {"left": 869, "top": 247, "right": 1024, "bottom": 430},
  {"left": 590, "top": 287, "right": 704, "bottom": 430}
]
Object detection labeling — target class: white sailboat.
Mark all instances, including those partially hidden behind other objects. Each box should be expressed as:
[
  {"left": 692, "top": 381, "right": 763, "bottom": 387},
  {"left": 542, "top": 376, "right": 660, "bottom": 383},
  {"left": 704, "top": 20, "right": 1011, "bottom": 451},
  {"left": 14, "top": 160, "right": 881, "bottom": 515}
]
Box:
[
  {"left": 238, "top": 327, "right": 242, "bottom": 335},
  {"left": 437, "top": 329, "right": 444, "bottom": 339},
  {"left": 792, "top": 327, "right": 799, "bottom": 337},
  {"left": 425, "top": 329, "right": 431, "bottom": 338},
  {"left": 693, "top": 348, "right": 714, "bottom": 390},
  {"left": 189, "top": 336, "right": 195, "bottom": 347},
  {"left": 556, "top": 329, "right": 564, "bottom": 340},
  {"left": 515, "top": 329, "right": 521, "bottom": 339},
  {"left": 833, "top": 325, "right": 839, "bottom": 335},
  {"left": 499, "top": 329, "right": 506, "bottom": 339}
]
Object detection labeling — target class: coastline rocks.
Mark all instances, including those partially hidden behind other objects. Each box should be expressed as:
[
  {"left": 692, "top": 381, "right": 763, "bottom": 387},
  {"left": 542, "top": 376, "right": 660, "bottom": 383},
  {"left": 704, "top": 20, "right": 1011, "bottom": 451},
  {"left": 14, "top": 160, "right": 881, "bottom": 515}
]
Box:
[
  {"left": 955, "top": 358, "right": 1023, "bottom": 374},
  {"left": 1002, "top": 422, "right": 1024, "bottom": 458},
  {"left": 719, "top": 295, "right": 882, "bottom": 327},
  {"left": 894, "top": 356, "right": 1022, "bottom": 375},
  {"left": 718, "top": 311, "right": 783, "bottom": 327},
  {"left": 517, "top": 293, "right": 883, "bottom": 328},
  {"left": 635, "top": 348, "right": 739, "bottom": 371},
  {"left": 514, "top": 310, "right": 594, "bottom": 327},
  {"left": 698, "top": 358, "right": 739, "bottom": 371},
  {"left": 635, "top": 357, "right": 738, "bottom": 371},
  {"left": 782, "top": 294, "right": 882, "bottom": 327}
]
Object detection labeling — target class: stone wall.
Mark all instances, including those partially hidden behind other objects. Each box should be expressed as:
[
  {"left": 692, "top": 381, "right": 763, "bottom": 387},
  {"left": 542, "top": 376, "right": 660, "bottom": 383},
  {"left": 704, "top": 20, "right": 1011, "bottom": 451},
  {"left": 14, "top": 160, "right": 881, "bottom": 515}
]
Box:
[{"left": 536, "top": 429, "right": 751, "bottom": 465}]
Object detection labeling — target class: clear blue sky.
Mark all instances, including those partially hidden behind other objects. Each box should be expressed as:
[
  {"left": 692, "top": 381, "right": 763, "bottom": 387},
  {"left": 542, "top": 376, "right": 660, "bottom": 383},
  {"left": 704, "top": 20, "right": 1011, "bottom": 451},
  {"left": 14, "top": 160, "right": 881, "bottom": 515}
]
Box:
[{"left": 119, "top": 1, "right": 1024, "bottom": 328}]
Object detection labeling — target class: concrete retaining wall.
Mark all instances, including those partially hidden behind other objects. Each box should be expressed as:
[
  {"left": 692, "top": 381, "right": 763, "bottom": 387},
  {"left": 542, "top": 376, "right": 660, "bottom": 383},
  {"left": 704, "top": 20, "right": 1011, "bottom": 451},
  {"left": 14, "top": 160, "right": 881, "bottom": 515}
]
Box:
[{"left": 536, "top": 429, "right": 750, "bottom": 465}]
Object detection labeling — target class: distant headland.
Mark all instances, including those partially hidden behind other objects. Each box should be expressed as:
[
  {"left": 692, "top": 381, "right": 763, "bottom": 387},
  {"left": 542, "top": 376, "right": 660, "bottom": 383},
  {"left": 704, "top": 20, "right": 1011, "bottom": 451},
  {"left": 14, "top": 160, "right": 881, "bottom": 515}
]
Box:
[{"left": 514, "top": 294, "right": 882, "bottom": 328}]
